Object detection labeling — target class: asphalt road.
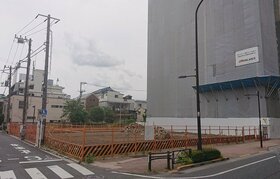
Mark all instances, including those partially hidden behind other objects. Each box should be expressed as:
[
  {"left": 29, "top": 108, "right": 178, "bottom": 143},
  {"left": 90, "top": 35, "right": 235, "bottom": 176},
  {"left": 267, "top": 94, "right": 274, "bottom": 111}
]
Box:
[{"left": 160, "top": 149, "right": 280, "bottom": 179}]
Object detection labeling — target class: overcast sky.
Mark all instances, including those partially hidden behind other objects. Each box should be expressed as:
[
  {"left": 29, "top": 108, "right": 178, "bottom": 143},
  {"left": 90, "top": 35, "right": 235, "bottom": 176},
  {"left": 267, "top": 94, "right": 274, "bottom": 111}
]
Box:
[{"left": 0, "top": 0, "right": 148, "bottom": 100}]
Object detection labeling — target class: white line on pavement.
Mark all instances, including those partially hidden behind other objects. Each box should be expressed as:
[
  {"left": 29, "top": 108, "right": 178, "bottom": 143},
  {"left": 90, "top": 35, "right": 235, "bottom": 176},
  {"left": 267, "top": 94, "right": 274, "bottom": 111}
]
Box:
[
  {"left": 0, "top": 170, "right": 17, "bottom": 179},
  {"left": 67, "top": 163, "right": 94, "bottom": 175},
  {"left": 0, "top": 159, "right": 1, "bottom": 163},
  {"left": 111, "top": 171, "right": 161, "bottom": 178},
  {"left": 48, "top": 165, "right": 74, "bottom": 179},
  {"left": 8, "top": 158, "right": 20, "bottom": 160},
  {"left": 25, "top": 168, "right": 47, "bottom": 179},
  {"left": 19, "top": 159, "right": 62, "bottom": 164}
]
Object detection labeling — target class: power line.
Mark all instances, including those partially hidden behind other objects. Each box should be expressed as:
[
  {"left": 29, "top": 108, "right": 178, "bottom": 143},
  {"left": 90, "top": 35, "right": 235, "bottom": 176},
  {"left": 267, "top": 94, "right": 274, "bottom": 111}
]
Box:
[
  {"left": 21, "top": 19, "right": 47, "bottom": 36},
  {"left": 11, "top": 43, "right": 19, "bottom": 65},
  {"left": 26, "top": 27, "right": 46, "bottom": 37},
  {"left": 5, "top": 38, "right": 15, "bottom": 65},
  {"left": 16, "top": 17, "right": 37, "bottom": 35},
  {"left": 86, "top": 82, "right": 146, "bottom": 92}
]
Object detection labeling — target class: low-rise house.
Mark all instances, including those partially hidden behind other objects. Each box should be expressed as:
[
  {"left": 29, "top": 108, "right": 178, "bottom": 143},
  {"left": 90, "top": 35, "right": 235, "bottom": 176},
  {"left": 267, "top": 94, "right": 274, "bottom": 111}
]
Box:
[{"left": 4, "top": 69, "right": 70, "bottom": 123}]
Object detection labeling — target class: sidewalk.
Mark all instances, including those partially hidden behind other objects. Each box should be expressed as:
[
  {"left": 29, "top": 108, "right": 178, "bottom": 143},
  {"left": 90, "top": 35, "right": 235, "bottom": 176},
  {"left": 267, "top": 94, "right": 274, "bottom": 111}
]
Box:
[{"left": 92, "top": 139, "right": 280, "bottom": 174}]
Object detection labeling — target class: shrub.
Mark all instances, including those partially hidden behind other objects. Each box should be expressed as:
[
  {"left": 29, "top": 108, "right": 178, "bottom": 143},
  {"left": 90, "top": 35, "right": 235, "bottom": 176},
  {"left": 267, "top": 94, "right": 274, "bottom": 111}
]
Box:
[
  {"left": 177, "top": 151, "right": 193, "bottom": 165},
  {"left": 203, "top": 148, "right": 221, "bottom": 161},
  {"left": 177, "top": 148, "right": 222, "bottom": 165},
  {"left": 85, "top": 154, "right": 95, "bottom": 163},
  {"left": 190, "top": 148, "right": 221, "bottom": 163}
]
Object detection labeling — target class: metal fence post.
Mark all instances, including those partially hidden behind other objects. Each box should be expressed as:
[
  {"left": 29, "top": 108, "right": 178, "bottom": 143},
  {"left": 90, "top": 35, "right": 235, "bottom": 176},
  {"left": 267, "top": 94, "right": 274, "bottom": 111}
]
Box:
[
  {"left": 242, "top": 127, "right": 245, "bottom": 143},
  {"left": 167, "top": 151, "right": 171, "bottom": 170},
  {"left": 80, "top": 125, "right": 86, "bottom": 162}
]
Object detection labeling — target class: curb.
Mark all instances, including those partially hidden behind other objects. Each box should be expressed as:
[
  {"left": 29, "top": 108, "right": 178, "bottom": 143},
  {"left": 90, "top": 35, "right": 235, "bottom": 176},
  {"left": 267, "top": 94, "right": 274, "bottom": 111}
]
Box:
[{"left": 176, "top": 157, "right": 229, "bottom": 171}]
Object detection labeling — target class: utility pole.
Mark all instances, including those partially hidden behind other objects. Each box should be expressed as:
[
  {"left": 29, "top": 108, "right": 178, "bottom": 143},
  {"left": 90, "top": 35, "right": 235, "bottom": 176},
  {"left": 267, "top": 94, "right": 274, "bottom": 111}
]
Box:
[
  {"left": 7, "top": 66, "right": 12, "bottom": 123},
  {"left": 79, "top": 82, "right": 87, "bottom": 99},
  {"left": 2, "top": 66, "right": 12, "bottom": 123},
  {"left": 21, "top": 38, "right": 32, "bottom": 139},
  {"left": 37, "top": 14, "right": 60, "bottom": 145}
]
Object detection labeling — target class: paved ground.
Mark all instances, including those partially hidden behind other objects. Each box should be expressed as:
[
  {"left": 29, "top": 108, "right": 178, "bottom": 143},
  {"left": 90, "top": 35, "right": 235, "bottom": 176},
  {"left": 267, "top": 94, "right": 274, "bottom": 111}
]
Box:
[
  {"left": 0, "top": 132, "right": 99, "bottom": 179},
  {"left": 92, "top": 139, "right": 280, "bottom": 175}
]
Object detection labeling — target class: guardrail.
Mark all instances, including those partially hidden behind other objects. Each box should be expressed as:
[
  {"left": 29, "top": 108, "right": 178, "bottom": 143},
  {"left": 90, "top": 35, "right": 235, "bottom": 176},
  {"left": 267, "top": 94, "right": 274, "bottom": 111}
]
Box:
[{"left": 148, "top": 148, "right": 192, "bottom": 171}]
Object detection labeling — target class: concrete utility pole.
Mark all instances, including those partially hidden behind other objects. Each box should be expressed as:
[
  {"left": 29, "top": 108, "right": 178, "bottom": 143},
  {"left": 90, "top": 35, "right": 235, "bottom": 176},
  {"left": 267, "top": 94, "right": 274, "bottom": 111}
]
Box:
[
  {"left": 14, "top": 35, "right": 32, "bottom": 140},
  {"left": 37, "top": 14, "right": 60, "bottom": 145},
  {"left": 2, "top": 66, "right": 13, "bottom": 123},
  {"left": 79, "top": 82, "right": 87, "bottom": 100},
  {"left": 7, "top": 66, "right": 12, "bottom": 123},
  {"left": 21, "top": 38, "right": 32, "bottom": 139}
]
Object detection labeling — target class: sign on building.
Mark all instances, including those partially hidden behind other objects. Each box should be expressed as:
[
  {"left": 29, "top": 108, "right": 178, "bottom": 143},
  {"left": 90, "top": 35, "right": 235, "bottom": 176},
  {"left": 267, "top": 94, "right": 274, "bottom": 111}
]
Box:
[{"left": 235, "top": 47, "right": 259, "bottom": 67}]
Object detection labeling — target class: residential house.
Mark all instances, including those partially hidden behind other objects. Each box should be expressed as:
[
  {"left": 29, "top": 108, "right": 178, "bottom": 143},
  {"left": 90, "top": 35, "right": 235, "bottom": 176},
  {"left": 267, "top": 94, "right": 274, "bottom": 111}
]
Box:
[{"left": 4, "top": 69, "right": 70, "bottom": 123}]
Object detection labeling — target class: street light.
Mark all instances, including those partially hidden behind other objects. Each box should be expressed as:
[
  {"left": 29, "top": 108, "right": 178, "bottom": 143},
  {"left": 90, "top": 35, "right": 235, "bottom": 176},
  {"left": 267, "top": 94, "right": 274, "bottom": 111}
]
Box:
[
  {"left": 245, "top": 91, "right": 263, "bottom": 148},
  {"left": 179, "top": 0, "right": 204, "bottom": 151}
]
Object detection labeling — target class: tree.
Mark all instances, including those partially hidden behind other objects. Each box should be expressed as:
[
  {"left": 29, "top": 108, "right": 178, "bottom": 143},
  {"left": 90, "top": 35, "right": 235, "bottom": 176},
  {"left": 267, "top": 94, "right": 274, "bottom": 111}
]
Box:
[
  {"left": 61, "top": 100, "right": 88, "bottom": 124},
  {"left": 103, "top": 107, "right": 114, "bottom": 123},
  {"left": 88, "top": 106, "right": 114, "bottom": 123},
  {"left": 88, "top": 107, "right": 104, "bottom": 123}
]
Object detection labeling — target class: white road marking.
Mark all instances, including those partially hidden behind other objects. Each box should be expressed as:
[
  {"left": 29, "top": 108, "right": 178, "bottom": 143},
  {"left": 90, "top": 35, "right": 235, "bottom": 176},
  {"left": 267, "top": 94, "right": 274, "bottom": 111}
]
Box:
[
  {"left": 0, "top": 170, "right": 17, "bottom": 179},
  {"left": 8, "top": 158, "right": 20, "bottom": 160},
  {"left": 19, "top": 159, "right": 62, "bottom": 164},
  {"left": 48, "top": 165, "right": 73, "bottom": 179},
  {"left": 0, "top": 160, "right": 1, "bottom": 163},
  {"left": 111, "top": 171, "right": 160, "bottom": 178},
  {"left": 67, "top": 163, "right": 95, "bottom": 175},
  {"left": 25, "top": 168, "right": 47, "bottom": 179},
  {"left": 112, "top": 156, "right": 276, "bottom": 179}
]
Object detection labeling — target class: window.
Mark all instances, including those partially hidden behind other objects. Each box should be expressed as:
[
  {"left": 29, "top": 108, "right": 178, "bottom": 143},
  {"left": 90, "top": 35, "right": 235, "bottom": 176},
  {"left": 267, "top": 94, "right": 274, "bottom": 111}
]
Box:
[
  {"left": 115, "top": 95, "right": 118, "bottom": 98},
  {"left": 18, "top": 101, "right": 24, "bottom": 109},
  {"left": 51, "top": 105, "right": 64, "bottom": 108},
  {"left": 29, "top": 85, "right": 34, "bottom": 89}
]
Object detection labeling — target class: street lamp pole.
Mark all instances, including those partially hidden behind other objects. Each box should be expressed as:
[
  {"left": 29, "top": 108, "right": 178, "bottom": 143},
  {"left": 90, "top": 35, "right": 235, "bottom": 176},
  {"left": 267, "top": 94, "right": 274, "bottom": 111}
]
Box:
[
  {"left": 195, "top": 0, "right": 204, "bottom": 151},
  {"left": 257, "top": 91, "right": 263, "bottom": 148}
]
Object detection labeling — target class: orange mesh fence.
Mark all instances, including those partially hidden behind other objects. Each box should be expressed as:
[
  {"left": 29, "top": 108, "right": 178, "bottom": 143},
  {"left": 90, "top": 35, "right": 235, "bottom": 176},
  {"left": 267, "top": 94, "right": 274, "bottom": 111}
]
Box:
[{"left": 44, "top": 123, "right": 260, "bottom": 161}]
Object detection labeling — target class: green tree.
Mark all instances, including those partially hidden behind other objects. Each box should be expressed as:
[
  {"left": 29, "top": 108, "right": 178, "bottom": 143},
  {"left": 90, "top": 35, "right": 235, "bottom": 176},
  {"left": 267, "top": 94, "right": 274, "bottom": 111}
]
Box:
[
  {"left": 88, "top": 106, "right": 114, "bottom": 123},
  {"left": 61, "top": 100, "right": 88, "bottom": 124},
  {"left": 103, "top": 107, "right": 114, "bottom": 123},
  {"left": 88, "top": 107, "right": 104, "bottom": 123}
]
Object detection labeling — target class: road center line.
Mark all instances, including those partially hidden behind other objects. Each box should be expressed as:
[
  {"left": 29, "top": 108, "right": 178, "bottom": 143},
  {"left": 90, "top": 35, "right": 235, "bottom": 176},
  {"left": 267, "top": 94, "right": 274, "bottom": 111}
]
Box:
[{"left": 19, "top": 159, "right": 62, "bottom": 164}]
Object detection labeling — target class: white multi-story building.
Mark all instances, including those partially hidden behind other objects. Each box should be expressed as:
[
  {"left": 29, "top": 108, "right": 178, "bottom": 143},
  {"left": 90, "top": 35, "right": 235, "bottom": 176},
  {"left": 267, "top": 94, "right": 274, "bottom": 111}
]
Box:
[{"left": 5, "top": 69, "right": 70, "bottom": 123}]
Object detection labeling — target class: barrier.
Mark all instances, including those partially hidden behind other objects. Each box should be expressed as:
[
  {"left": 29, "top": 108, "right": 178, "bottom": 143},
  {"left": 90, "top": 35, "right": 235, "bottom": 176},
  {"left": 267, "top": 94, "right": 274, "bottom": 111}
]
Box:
[{"left": 44, "top": 124, "right": 260, "bottom": 162}]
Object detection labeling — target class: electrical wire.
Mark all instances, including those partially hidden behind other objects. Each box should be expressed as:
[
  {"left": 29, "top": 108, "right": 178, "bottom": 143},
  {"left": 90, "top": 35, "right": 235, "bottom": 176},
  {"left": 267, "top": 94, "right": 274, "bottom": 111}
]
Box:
[
  {"left": 25, "top": 27, "right": 46, "bottom": 37},
  {"left": 49, "top": 30, "right": 53, "bottom": 77},
  {"left": 16, "top": 17, "right": 37, "bottom": 35},
  {"left": 21, "top": 19, "right": 47, "bottom": 36},
  {"left": 11, "top": 43, "right": 19, "bottom": 65},
  {"left": 5, "top": 39, "right": 15, "bottom": 66},
  {"left": 86, "top": 83, "right": 146, "bottom": 92}
]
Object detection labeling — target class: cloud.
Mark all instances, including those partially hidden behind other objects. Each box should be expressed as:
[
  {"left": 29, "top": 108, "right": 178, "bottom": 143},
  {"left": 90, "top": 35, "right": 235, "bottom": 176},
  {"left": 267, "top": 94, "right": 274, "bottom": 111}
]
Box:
[{"left": 65, "top": 34, "right": 124, "bottom": 67}]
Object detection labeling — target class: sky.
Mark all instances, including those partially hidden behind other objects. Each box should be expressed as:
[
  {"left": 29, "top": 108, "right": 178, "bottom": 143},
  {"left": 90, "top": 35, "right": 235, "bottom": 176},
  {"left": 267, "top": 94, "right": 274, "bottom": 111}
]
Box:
[{"left": 0, "top": 0, "right": 148, "bottom": 100}]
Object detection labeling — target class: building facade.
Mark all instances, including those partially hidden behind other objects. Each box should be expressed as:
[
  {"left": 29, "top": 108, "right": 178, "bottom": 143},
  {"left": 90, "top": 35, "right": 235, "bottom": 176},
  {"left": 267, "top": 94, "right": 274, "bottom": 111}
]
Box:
[
  {"left": 5, "top": 69, "right": 69, "bottom": 123},
  {"left": 147, "top": 0, "right": 280, "bottom": 136}
]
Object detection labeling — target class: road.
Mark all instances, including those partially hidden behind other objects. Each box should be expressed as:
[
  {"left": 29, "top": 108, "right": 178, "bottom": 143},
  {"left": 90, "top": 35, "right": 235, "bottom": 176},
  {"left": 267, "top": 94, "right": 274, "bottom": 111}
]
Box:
[{"left": 155, "top": 148, "right": 280, "bottom": 179}]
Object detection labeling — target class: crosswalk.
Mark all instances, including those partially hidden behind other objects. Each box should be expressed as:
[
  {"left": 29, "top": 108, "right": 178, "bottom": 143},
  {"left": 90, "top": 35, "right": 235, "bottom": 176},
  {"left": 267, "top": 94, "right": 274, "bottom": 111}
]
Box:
[{"left": 0, "top": 163, "right": 95, "bottom": 179}]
